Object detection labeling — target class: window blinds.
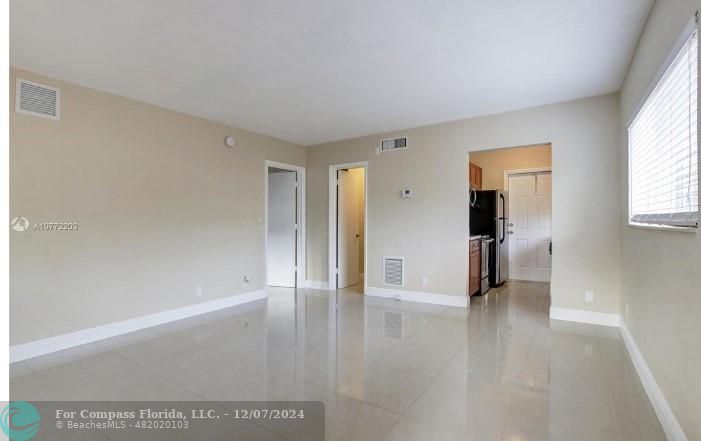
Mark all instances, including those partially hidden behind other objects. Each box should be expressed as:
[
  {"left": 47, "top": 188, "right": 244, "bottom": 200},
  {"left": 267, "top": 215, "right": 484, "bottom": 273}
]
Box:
[{"left": 629, "top": 30, "right": 699, "bottom": 228}]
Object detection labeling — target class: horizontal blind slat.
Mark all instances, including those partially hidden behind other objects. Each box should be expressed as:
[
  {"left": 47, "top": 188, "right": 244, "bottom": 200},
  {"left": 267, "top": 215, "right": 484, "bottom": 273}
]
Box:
[{"left": 629, "top": 31, "right": 698, "bottom": 227}]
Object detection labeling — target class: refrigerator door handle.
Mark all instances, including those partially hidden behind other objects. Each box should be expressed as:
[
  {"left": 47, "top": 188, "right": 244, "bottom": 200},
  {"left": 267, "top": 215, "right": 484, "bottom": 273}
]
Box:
[
  {"left": 498, "top": 193, "right": 506, "bottom": 244},
  {"left": 469, "top": 189, "right": 477, "bottom": 207}
]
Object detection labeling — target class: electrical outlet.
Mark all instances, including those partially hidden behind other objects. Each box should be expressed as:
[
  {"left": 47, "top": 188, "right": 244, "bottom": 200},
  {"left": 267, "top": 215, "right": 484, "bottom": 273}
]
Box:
[
  {"left": 242, "top": 275, "right": 250, "bottom": 286},
  {"left": 421, "top": 276, "right": 428, "bottom": 288},
  {"left": 196, "top": 286, "right": 203, "bottom": 297},
  {"left": 585, "top": 290, "right": 594, "bottom": 303},
  {"left": 585, "top": 344, "right": 593, "bottom": 356}
]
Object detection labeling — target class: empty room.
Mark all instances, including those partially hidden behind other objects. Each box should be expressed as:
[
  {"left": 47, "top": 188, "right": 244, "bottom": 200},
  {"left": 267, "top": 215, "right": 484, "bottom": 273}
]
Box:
[{"left": 4, "top": 1, "right": 700, "bottom": 441}]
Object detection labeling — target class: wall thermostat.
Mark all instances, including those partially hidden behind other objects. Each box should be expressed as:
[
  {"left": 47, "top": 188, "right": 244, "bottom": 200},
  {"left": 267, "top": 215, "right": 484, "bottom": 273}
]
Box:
[{"left": 401, "top": 189, "right": 414, "bottom": 199}]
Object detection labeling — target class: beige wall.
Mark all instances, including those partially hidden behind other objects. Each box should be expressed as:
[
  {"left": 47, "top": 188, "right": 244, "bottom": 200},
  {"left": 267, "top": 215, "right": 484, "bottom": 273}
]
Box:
[
  {"left": 469, "top": 144, "right": 552, "bottom": 191},
  {"left": 306, "top": 93, "right": 622, "bottom": 315},
  {"left": 619, "top": 1, "right": 701, "bottom": 439},
  {"left": 10, "top": 68, "right": 306, "bottom": 345},
  {"left": 10, "top": 68, "right": 622, "bottom": 350}
]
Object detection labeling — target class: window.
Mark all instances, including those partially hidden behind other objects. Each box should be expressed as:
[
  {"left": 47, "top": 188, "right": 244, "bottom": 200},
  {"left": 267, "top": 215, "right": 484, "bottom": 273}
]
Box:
[{"left": 629, "top": 28, "right": 699, "bottom": 228}]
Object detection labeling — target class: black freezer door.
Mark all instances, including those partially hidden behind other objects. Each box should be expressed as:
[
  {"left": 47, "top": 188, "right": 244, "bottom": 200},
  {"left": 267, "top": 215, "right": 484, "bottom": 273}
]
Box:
[{"left": 469, "top": 190, "right": 498, "bottom": 237}]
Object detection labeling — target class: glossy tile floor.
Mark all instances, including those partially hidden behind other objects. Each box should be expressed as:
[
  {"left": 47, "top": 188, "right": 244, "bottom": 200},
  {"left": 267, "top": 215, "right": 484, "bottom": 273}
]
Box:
[{"left": 10, "top": 282, "right": 665, "bottom": 441}]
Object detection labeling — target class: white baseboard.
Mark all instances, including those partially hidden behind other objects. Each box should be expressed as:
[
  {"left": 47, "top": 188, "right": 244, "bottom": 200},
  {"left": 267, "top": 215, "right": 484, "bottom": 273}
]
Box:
[
  {"left": 10, "top": 289, "right": 267, "bottom": 363},
  {"left": 620, "top": 322, "right": 687, "bottom": 441},
  {"left": 304, "top": 280, "right": 330, "bottom": 290},
  {"left": 549, "top": 306, "right": 621, "bottom": 327},
  {"left": 365, "top": 286, "right": 468, "bottom": 308},
  {"left": 549, "top": 306, "right": 685, "bottom": 440}
]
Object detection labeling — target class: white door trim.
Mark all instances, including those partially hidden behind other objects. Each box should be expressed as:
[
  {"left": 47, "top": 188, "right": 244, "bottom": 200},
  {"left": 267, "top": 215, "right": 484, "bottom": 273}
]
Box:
[
  {"left": 328, "top": 161, "right": 368, "bottom": 292},
  {"left": 503, "top": 166, "right": 552, "bottom": 190},
  {"left": 265, "top": 160, "right": 306, "bottom": 288}
]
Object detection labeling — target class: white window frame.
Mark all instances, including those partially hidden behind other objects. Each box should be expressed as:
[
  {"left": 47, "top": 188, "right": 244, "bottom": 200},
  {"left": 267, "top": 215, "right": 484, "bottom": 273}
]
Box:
[{"left": 627, "top": 15, "right": 700, "bottom": 231}]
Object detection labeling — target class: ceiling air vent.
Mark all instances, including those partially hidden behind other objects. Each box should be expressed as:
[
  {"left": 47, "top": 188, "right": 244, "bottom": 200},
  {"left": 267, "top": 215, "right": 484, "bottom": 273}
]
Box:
[
  {"left": 15, "top": 79, "right": 60, "bottom": 120},
  {"left": 383, "top": 256, "right": 404, "bottom": 287},
  {"left": 380, "top": 137, "right": 407, "bottom": 152}
]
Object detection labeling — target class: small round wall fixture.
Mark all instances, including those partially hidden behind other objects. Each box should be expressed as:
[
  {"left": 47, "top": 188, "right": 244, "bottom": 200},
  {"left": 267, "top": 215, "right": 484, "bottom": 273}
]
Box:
[{"left": 224, "top": 135, "right": 236, "bottom": 148}]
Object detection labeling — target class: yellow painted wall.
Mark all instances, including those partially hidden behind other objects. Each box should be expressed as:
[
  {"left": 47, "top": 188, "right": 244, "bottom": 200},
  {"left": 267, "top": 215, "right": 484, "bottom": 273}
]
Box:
[{"left": 469, "top": 144, "right": 552, "bottom": 191}]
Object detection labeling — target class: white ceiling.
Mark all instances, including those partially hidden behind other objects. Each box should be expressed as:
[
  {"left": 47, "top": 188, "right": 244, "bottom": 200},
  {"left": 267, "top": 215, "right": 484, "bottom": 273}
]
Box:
[{"left": 11, "top": 0, "right": 653, "bottom": 145}]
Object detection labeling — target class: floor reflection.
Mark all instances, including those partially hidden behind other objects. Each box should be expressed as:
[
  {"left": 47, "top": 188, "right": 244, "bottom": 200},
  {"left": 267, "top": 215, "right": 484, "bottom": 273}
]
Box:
[{"left": 10, "top": 281, "right": 665, "bottom": 440}]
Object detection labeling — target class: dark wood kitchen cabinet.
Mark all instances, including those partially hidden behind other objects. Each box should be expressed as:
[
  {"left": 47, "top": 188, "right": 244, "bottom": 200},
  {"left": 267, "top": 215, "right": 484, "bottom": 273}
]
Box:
[
  {"left": 468, "top": 239, "right": 481, "bottom": 296},
  {"left": 469, "top": 162, "right": 482, "bottom": 190}
]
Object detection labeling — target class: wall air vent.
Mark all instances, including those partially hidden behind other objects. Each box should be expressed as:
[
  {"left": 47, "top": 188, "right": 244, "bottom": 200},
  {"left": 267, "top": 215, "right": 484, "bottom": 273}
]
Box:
[
  {"left": 380, "top": 137, "right": 407, "bottom": 152},
  {"left": 383, "top": 256, "right": 405, "bottom": 287},
  {"left": 15, "top": 79, "right": 60, "bottom": 120}
]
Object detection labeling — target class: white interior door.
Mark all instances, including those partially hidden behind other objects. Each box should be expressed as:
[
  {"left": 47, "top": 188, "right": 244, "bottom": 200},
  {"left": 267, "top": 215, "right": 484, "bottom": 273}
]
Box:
[
  {"left": 267, "top": 170, "right": 297, "bottom": 287},
  {"left": 337, "top": 169, "right": 361, "bottom": 288},
  {"left": 508, "top": 172, "right": 551, "bottom": 282}
]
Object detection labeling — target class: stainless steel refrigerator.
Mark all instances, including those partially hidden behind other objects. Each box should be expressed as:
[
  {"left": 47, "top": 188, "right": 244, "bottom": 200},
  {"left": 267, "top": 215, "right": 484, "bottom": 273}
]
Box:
[{"left": 469, "top": 190, "right": 509, "bottom": 286}]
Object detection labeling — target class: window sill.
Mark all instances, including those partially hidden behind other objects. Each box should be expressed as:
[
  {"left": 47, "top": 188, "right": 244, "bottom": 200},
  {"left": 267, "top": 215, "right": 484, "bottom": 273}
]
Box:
[{"left": 627, "top": 222, "right": 698, "bottom": 233}]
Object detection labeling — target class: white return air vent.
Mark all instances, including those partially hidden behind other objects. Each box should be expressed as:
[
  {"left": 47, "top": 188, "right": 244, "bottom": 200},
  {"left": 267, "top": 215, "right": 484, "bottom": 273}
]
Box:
[
  {"left": 15, "top": 79, "right": 60, "bottom": 120},
  {"left": 383, "top": 256, "right": 405, "bottom": 287},
  {"left": 380, "top": 137, "right": 407, "bottom": 152}
]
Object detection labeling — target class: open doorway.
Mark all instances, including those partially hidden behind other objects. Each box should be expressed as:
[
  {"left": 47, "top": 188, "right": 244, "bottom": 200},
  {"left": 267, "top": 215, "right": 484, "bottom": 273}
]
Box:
[
  {"left": 467, "top": 144, "right": 552, "bottom": 296},
  {"left": 265, "top": 161, "right": 305, "bottom": 288},
  {"left": 328, "top": 162, "right": 367, "bottom": 292}
]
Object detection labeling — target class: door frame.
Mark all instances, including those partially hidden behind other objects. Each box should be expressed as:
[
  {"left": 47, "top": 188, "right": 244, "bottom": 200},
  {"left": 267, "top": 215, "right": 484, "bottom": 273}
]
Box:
[
  {"left": 503, "top": 166, "right": 552, "bottom": 282},
  {"left": 328, "top": 161, "right": 368, "bottom": 292},
  {"left": 264, "top": 160, "right": 306, "bottom": 288}
]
